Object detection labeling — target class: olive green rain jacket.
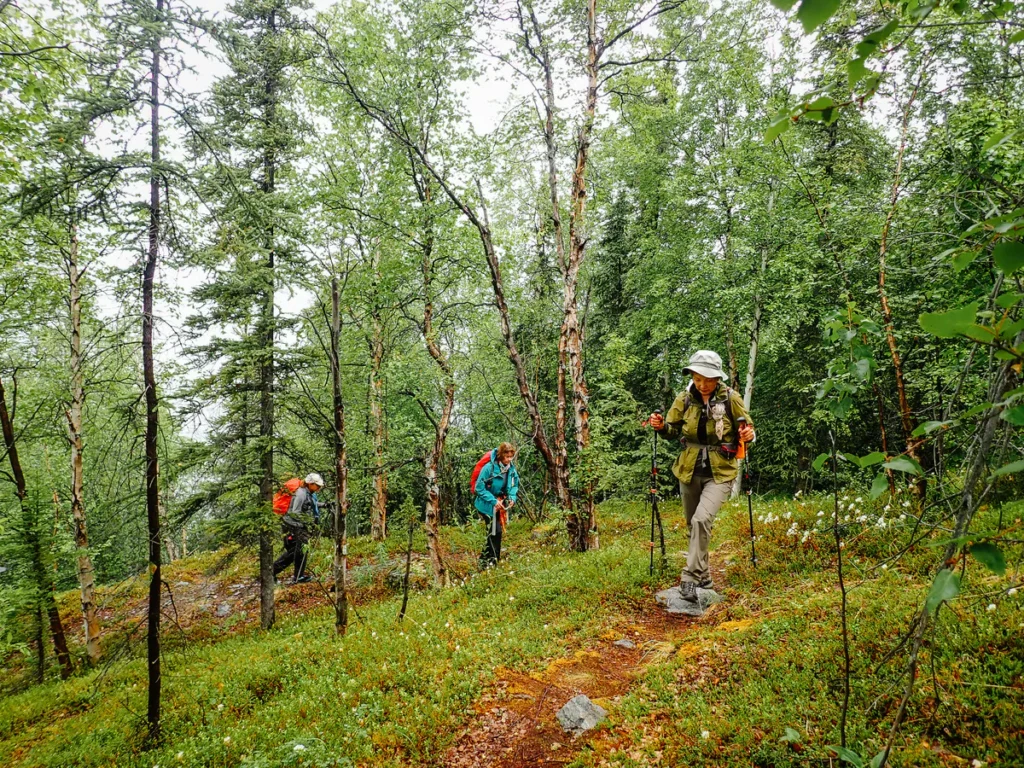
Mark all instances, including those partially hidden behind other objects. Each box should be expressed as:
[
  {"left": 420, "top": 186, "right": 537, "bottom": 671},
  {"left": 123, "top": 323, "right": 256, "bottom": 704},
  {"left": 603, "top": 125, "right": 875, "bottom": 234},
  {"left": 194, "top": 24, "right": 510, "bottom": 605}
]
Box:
[{"left": 661, "top": 382, "right": 753, "bottom": 485}]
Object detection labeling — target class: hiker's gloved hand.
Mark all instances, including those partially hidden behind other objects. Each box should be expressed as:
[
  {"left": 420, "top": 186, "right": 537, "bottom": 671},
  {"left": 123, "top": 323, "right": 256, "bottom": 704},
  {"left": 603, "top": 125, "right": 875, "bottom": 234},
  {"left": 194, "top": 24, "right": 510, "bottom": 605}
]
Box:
[
  {"left": 649, "top": 412, "right": 664, "bottom": 430},
  {"left": 739, "top": 424, "right": 754, "bottom": 443}
]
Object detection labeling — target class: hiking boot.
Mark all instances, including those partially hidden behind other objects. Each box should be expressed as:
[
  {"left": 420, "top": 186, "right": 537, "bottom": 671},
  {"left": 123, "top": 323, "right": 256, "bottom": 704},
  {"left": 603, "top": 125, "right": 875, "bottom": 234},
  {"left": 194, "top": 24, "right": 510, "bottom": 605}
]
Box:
[
  {"left": 678, "top": 581, "right": 699, "bottom": 603},
  {"left": 294, "top": 574, "right": 313, "bottom": 584},
  {"left": 697, "top": 578, "right": 714, "bottom": 591}
]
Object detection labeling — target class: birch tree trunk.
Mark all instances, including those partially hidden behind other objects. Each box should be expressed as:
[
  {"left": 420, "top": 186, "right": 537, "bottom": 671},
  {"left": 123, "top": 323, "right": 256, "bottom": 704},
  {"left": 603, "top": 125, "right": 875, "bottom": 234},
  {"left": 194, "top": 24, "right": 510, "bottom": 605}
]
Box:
[
  {"left": 414, "top": 173, "right": 452, "bottom": 586},
  {"left": 369, "top": 279, "right": 388, "bottom": 541},
  {"left": 731, "top": 186, "right": 774, "bottom": 498},
  {"left": 65, "top": 224, "right": 101, "bottom": 665},
  {"left": 562, "top": 0, "right": 599, "bottom": 550},
  {"left": 878, "top": 74, "right": 925, "bottom": 498}
]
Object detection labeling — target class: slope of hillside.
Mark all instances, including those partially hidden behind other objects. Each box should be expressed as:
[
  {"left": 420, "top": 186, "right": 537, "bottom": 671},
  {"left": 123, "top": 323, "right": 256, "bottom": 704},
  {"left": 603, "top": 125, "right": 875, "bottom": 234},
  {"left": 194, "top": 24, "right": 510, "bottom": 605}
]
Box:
[{"left": 1, "top": 496, "right": 1021, "bottom": 767}]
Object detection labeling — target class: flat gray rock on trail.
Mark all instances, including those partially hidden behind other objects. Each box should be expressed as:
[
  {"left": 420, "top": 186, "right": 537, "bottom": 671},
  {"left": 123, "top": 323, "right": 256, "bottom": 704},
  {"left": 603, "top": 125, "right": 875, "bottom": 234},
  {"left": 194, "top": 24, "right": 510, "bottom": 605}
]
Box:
[
  {"left": 556, "top": 694, "right": 608, "bottom": 736},
  {"left": 613, "top": 638, "right": 636, "bottom": 649},
  {"left": 656, "top": 586, "right": 723, "bottom": 616}
]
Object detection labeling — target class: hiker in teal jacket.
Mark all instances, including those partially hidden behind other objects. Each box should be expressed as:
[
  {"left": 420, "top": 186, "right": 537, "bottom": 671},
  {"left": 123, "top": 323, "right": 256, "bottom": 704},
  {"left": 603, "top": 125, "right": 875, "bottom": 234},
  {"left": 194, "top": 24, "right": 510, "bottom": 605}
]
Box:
[{"left": 474, "top": 442, "right": 519, "bottom": 567}]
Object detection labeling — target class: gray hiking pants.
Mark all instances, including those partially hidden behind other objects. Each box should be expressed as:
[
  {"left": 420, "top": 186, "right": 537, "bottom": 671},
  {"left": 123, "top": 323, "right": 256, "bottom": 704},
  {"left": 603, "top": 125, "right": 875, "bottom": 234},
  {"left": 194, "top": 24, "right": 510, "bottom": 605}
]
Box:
[{"left": 679, "top": 476, "right": 731, "bottom": 585}]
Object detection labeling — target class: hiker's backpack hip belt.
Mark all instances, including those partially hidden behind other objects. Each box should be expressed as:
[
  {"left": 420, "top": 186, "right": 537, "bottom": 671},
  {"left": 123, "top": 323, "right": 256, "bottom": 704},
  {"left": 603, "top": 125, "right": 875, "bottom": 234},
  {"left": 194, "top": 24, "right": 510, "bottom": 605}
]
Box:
[{"left": 680, "top": 440, "right": 739, "bottom": 458}]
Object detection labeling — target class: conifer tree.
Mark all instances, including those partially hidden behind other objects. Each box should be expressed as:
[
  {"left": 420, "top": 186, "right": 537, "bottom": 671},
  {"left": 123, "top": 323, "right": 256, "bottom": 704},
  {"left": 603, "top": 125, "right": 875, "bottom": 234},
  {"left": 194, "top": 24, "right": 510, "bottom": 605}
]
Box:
[{"left": 187, "top": 0, "right": 308, "bottom": 629}]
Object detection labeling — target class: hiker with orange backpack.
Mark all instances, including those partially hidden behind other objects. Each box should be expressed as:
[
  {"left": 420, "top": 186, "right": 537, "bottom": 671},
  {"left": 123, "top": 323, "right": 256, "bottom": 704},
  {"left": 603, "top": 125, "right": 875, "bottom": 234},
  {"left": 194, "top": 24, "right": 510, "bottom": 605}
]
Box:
[
  {"left": 272, "top": 473, "right": 324, "bottom": 584},
  {"left": 472, "top": 443, "right": 519, "bottom": 569},
  {"left": 649, "top": 351, "right": 755, "bottom": 604}
]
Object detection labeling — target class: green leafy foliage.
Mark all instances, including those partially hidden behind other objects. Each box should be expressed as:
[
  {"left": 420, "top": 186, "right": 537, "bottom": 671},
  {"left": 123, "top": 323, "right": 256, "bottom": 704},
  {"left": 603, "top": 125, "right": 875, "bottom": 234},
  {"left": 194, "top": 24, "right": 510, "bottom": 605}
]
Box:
[
  {"left": 883, "top": 456, "right": 923, "bottom": 475},
  {"left": 870, "top": 472, "right": 889, "bottom": 500},
  {"left": 992, "top": 459, "right": 1024, "bottom": 477},
  {"left": 779, "top": 726, "right": 802, "bottom": 743},
  {"left": 926, "top": 569, "right": 961, "bottom": 615},
  {"left": 919, "top": 304, "right": 978, "bottom": 338},
  {"left": 829, "top": 745, "right": 864, "bottom": 766},
  {"left": 968, "top": 542, "right": 1006, "bottom": 576},
  {"left": 994, "top": 240, "right": 1024, "bottom": 274}
]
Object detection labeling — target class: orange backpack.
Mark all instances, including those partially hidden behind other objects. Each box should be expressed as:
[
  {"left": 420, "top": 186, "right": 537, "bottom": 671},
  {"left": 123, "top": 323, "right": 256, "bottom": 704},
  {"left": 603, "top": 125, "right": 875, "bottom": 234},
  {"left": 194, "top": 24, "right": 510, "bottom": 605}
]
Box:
[
  {"left": 469, "top": 451, "right": 494, "bottom": 496},
  {"left": 273, "top": 478, "right": 303, "bottom": 515}
]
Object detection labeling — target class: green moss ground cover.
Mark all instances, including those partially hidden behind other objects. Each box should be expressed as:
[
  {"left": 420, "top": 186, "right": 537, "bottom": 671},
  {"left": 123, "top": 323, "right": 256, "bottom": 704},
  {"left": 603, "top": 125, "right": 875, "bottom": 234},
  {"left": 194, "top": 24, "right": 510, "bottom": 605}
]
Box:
[{"left": 2, "top": 492, "right": 1021, "bottom": 767}]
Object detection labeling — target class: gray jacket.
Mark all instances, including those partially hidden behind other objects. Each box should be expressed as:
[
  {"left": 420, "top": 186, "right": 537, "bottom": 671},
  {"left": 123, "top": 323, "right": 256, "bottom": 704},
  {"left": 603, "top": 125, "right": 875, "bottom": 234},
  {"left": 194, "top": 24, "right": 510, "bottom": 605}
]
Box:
[{"left": 282, "top": 486, "right": 320, "bottom": 531}]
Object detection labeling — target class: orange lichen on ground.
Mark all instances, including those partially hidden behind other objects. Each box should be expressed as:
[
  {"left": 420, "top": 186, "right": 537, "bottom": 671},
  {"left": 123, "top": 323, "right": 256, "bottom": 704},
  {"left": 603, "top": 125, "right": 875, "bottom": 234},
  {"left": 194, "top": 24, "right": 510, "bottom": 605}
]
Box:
[{"left": 444, "top": 601, "right": 707, "bottom": 768}]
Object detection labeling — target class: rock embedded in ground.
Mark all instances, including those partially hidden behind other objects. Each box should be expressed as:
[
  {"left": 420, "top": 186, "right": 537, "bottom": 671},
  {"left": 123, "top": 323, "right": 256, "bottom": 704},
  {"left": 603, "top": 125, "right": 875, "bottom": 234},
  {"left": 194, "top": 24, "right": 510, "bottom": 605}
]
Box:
[
  {"left": 656, "top": 586, "right": 724, "bottom": 616},
  {"left": 613, "top": 638, "right": 636, "bottom": 649},
  {"left": 216, "top": 602, "right": 232, "bottom": 618},
  {"left": 556, "top": 694, "right": 608, "bottom": 736}
]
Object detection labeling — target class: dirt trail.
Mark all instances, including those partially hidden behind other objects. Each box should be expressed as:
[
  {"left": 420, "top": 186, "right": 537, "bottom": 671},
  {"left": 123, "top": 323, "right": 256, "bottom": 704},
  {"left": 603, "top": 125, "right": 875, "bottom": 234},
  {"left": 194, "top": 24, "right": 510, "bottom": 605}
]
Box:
[{"left": 443, "top": 590, "right": 736, "bottom": 768}]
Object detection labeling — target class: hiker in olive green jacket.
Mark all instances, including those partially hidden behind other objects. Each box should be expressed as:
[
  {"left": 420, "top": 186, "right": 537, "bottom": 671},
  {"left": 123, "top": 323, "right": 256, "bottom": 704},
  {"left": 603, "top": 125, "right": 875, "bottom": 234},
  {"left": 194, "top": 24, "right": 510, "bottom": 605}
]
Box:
[{"left": 649, "top": 350, "right": 755, "bottom": 604}]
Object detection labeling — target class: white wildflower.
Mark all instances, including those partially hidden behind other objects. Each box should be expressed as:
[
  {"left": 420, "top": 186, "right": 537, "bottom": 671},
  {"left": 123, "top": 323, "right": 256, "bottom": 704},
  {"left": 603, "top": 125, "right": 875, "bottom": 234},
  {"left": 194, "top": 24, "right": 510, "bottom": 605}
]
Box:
[
  {"left": 877, "top": 518, "right": 887, "bottom": 529},
  {"left": 986, "top": 603, "right": 997, "bottom": 612},
  {"left": 701, "top": 730, "right": 711, "bottom": 740},
  {"left": 217, "top": 704, "right": 224, "bottom": 711},
  {"left": 294, "top": 745, "right": 306, "bottom": 752},
  {"left": 1008, "top": 588, "right": 1018, "bottom": 597},
  {"left": 817, "top": 511, "right": 825, "bottom": 517},
  {"left": 881, "top": 564, "right": 889, "bottom": 570},
  {"left": 223, "top": 737, "right": 231, "bottom": 745}
]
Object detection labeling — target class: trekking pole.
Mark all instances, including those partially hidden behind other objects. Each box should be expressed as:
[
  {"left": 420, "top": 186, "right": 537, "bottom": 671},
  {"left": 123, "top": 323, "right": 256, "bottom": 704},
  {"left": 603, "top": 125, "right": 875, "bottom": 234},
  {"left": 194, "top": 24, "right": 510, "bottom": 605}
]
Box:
[
  {"left": 738, "top": 417, "right": 757, "bottom": 569},
  {"left": 648, "top": 409, "right": 662, "bottom": 576}
]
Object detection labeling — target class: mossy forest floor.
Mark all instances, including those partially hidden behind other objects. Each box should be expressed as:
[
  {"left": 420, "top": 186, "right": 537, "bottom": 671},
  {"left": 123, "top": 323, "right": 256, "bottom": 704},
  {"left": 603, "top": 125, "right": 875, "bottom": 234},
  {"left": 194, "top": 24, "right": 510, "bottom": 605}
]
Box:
[{"left": 1, "top": 492, "right": 1022, "bottom": 767}]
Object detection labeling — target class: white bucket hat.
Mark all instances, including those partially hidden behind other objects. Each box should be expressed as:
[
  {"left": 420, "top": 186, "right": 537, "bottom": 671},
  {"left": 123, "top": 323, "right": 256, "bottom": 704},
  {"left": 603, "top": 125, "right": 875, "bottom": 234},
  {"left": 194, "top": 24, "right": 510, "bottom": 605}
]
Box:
[
  {"left": 304, "top": 472, "right": 325, "bottom": 487},
  {"left": 682, "top": 350, "right": 726, "bottom": 380}
]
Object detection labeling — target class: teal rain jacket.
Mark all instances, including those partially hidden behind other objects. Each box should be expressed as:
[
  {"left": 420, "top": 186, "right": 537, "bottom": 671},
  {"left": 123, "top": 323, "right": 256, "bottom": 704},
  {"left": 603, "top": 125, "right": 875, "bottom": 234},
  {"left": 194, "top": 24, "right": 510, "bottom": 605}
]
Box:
[{"left": 473, "top": 449, "right": 520, "bottom": 518}]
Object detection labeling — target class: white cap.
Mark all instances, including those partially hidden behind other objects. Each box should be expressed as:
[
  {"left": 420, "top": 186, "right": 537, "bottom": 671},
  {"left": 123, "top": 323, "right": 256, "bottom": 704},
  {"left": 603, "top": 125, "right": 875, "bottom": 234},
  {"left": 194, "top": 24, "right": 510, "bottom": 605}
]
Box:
[{"left": 304, "top": 473, "right": 325, "bottom": 487}]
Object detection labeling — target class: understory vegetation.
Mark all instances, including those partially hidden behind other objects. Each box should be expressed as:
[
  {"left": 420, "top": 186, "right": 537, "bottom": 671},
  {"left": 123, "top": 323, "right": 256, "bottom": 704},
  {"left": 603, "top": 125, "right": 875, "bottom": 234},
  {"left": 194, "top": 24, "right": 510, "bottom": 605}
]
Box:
[{"left": 2, "top": 499, "right": 1021, "bottom": 767}]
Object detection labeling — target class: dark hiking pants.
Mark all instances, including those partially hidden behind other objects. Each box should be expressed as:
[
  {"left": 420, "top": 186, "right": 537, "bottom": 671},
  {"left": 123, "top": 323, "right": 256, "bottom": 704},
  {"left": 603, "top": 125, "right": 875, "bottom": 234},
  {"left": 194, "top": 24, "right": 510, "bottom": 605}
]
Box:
[
  {"left": 479, "top": 512, "right": 503, "bottom": 568},
  {"left": 273, "top": 528, "right": 309, "bottom": 581}
]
